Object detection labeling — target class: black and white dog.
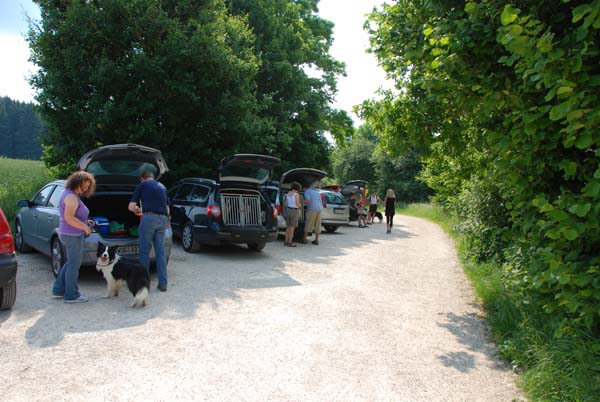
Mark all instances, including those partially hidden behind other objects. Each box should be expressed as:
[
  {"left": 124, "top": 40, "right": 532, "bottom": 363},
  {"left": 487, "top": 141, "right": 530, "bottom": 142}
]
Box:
[{"left": 96, "top": 242, "right": 149, "bottom": 308}]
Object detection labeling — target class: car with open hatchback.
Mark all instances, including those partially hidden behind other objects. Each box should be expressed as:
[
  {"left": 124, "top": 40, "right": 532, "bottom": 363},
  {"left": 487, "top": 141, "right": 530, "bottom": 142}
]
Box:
[{"left": 15, "top": 144, "right": 172, "bottom": 276}]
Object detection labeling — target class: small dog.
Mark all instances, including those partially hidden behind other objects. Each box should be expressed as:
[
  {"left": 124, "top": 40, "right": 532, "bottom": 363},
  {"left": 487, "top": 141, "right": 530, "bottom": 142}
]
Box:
[
  {"left": 374, "top": 211, "right": 383, "bottom": 222},
  {"left": 96, "top": 242, "right": 149, "bottom": 307}
]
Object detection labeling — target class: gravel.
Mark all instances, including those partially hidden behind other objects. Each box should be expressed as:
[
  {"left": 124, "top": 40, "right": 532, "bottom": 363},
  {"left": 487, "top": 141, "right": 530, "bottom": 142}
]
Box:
[{"left": 0, "top": 215, "right": 524, "bottom": 401}]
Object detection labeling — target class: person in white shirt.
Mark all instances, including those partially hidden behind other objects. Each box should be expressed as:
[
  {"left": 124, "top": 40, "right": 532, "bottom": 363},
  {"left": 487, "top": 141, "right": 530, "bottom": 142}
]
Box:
[{"left": 367, "top": 191, "right": 381, "bottom": 224}]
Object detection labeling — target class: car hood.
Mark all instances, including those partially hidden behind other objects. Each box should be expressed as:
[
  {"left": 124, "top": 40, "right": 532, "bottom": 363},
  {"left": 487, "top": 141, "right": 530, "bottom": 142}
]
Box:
[
  {"left": 77, "top": 144, "right": 169, "bottom": 186},
  {"left": 279, "top": 168, "right": 327, "bottom": 190},
  {"left": 341, "top": 180, "right": 368, "bottom": 197},
  {"left": 218, "top": 154, "right": 281, "bottom": 185}
]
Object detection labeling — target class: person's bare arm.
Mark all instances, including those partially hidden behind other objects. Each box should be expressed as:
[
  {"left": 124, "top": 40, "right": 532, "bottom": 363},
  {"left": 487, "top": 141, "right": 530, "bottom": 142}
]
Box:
[{"left": 128, "top": 202, "right": 142, "bottom": 216}]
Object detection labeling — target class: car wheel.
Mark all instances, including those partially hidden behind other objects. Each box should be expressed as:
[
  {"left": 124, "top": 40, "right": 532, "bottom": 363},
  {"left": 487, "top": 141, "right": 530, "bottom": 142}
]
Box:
[
  {"left": 324, "top": 225, "right": 338, "bottom": 233},
  {"left": 182, "top": 221, "right": 201, "bottom": 253},
  {"left": 15, "top": 220, "right": 32, "bottom": 253},
  {"left": 51, "top": 237, "right": 65, "bottom": 278},
  {"left": 247, "top": 242, "right": 266, "bottom": 252},
  {"left": 0, "top": 280, "right": 16, "bottom": 310}
]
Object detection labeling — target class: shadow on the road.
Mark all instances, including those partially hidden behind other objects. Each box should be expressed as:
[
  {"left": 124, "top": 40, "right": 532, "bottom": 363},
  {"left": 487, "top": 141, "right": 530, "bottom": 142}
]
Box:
[
  {"left": 436, "top": 312, "right": 510, "bottom": 373},
  {"left": 7, "top": 219, "right": 416, "bottom": 348}
]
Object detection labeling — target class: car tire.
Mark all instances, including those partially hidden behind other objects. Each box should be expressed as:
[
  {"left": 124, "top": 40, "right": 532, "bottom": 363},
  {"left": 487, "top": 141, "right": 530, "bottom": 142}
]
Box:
[
  {"left": 0, "top": 280, "right": 16, "bottom": 310},
  {"left": 14, "top": 220, "right": 33, "bottom": 253},
  {"left": 247, "top": 242, "right": 266, "bottom": 252},
  {"left": 324, "top": 225, "right": 338, "bottom": 233},
  {"left": 182, "top": 221, "right": 201, "bottom": 253},
  {"left": 51, "top": 236, "right": 65, "bottom": 278}
]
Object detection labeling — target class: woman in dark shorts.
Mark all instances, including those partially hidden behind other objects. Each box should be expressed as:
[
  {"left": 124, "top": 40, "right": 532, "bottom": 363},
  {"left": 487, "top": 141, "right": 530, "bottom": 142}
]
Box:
[{"left": 384, "top": 189, "right": 397, "bottom": 234}]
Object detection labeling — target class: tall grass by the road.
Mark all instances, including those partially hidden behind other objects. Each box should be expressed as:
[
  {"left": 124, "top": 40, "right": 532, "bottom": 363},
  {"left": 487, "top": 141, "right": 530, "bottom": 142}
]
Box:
[
  {"left": 0, "top": 157, "right": 54, "bottom": 231},
  {"left": 397, "top": 203, "right": 599, "bottom": 402}
]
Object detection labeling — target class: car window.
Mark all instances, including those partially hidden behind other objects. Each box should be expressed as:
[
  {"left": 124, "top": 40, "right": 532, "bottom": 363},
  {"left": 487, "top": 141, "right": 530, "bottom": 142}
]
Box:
[
  {"left": 47, "top": 185, "right": 64, "bottom": 208},
  {"left": 190, "top": 186, "right": 209, "bottom": 204},
  {"left": 168, "top": 185, "right": 180, "bottom": 200},
  {"left": 262, "top": 188, "right": 279, "bottom": 204},
  {"left": 173, "top": 184, "right": 195, "bottom": 202},
  {"left": 32, "top": 185, "right": 55, "bottom": 207},
  {"left": 86, "top": 160, "right": 158, "bottom": 179}
]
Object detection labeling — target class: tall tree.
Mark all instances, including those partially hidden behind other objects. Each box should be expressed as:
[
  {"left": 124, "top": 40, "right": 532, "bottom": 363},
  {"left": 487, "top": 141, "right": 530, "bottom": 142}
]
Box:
[
  {"left": 226, "top": 0, "right": 351, "bottom": 173},
  {"left": 28, "top": 0, "right": 264, "bottom": 178}
]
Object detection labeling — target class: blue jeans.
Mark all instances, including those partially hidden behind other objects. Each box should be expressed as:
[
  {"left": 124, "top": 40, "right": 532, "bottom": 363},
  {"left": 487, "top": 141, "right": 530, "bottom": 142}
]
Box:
[
  {"left": 52, "top": 234, "right": 84, "bottom": 300},
  {"left": 138, "top": 213, "right": 168, "bottom": 286}
]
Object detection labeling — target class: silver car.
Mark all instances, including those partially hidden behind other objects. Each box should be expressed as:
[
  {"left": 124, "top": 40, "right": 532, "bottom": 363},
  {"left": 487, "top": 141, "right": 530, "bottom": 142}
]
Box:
[
  {"left": 15, "top": 144, "right": 172, "bottom": 276},
  {"left": 317, "top": 189, "right": 350, "bottom": 232}
]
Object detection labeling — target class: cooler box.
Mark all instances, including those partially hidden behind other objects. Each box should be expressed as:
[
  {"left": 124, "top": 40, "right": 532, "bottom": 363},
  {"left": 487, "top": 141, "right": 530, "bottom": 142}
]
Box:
[{"left": 92, "top": 217, "right": 109, "bottom": 236}]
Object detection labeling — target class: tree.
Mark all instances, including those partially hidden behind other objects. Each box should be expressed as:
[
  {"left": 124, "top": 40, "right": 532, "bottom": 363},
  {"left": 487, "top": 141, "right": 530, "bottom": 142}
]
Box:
[
  {"left": 361, "top": 0, "right": 600, "bottom": 345},
  {"left": 226, "top": 0, "right": 351, "bottom": 173},
  {"left": 29, "top": 0, "right": 264, "bottom": 179},
  {"left": 0, "top": 97, "right": 46, "bottom": 160}
]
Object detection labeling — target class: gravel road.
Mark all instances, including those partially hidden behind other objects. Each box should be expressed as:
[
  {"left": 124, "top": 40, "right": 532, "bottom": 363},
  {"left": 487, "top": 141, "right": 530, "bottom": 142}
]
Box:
[{"left": 0, "top": 216, "right": 523, "bottom": 402}]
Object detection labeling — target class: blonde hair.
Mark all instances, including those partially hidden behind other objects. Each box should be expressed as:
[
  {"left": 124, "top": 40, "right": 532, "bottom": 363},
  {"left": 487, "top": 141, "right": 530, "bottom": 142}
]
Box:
[
  {"left": 386, "top": 189, "right": 396, "bottom": 198},
  {"left": 66, "top": 171, "right": 96, "bottom": 197}
]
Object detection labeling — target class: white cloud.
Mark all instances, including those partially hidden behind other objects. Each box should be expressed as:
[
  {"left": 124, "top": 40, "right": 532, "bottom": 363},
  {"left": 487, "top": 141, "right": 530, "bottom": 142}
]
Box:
[{"left": 0, "top": 33, "right": 37, "bottom": 103}]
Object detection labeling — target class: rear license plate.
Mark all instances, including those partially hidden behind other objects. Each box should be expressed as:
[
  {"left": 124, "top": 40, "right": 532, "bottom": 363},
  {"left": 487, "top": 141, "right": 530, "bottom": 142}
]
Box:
[
  {"left": 334, "top": 208, "right": 346, "bottom": 214},
  {"left": 117, "top": 245, "right": 139, "bottom": 255}
]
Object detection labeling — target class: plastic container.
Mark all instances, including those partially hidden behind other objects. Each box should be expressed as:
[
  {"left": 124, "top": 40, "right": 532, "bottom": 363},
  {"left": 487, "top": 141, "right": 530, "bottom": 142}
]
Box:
[
  {"left": 108, "top": 221, "right": 126, "bottom": 236},
  {"left": 92, "top": 217, "right": 109, "bottom": 236}
]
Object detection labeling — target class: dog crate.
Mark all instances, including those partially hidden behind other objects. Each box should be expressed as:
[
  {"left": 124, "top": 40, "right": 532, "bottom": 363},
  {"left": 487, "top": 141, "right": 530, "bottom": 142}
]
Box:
[{"left": 220, "top": 193, "right": 262, "bottom": 227}]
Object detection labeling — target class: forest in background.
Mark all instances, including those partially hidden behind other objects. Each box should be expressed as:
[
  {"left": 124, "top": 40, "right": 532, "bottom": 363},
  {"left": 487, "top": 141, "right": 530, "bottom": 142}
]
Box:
[{"left": 0, "top": 97, "right": 45, "bottom": 160}]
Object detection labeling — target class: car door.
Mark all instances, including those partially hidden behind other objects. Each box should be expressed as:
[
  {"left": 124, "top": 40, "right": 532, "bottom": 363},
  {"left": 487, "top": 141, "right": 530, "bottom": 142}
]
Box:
[
  {"left": 189, "top": 185, "right": 210, "bottom": 227},
  {"left": 36, "top": 184, "right": 63, "bottom": 255},
  {"left": 170, "top": 183, "right": 196, "bottom": 232},
  {"left": 26, "top": 185, "right": 56, "bottom": 251}
]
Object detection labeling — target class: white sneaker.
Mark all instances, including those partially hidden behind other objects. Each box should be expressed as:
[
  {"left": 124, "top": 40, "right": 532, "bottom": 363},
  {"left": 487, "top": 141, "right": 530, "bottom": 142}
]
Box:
[{"left": 64, "top": 295, "right": 89, "bottom": 303}]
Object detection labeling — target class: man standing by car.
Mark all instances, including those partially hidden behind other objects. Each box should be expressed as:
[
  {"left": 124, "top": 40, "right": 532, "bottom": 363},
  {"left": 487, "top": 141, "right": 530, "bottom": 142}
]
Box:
[
  {"left": 301, "top": 181, "right": 324, "bottom": 245},
  {"left": 128, "top": 171, "right": 169, "bottom": 292}
]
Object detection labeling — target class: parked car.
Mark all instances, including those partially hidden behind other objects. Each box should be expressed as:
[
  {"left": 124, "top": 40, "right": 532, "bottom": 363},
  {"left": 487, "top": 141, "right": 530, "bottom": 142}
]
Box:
[
  {"left": 0, "top": 207, "right": 17, "bottom": 310},
  {"left": 318, "top": 189, "right": 350, "bottom": 232},
  {"left": 340, "top": 179, "right": 368, "bottom": 223},
  {"left": 15, "top": 144, "right": 173, "bottom": 276},
  {"left": 169, "top": 154, "right": 281, "bottom": 252}
]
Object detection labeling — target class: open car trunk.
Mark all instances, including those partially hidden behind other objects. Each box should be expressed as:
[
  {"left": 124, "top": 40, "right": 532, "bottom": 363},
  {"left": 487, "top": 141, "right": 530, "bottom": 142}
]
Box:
[{"left": 83, "top": 193, "right": 140, "bottom": 238}]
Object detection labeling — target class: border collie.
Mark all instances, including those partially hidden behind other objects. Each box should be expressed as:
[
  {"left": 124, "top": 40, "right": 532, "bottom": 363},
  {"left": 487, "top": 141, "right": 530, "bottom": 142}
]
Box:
[{"left": 96, "top": 242, "right": 149, "bottom": 308}]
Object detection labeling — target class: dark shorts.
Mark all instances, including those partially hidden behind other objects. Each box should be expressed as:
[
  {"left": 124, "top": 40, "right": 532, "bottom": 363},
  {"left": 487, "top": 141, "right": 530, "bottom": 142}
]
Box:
[{"left": 369, "top": 204, "right": 378, "bottom": 213}]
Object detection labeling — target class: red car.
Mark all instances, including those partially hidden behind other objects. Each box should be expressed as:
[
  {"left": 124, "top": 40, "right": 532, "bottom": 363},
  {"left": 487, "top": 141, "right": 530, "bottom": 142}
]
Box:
[{"left": 0, "top": 207, "right": 17, "bottom": 309}]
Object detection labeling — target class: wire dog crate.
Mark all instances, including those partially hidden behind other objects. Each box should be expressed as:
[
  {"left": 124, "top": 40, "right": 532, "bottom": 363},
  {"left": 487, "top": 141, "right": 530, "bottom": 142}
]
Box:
[{"left": 220, "top": 194, "right": 262, "bottom": 226}]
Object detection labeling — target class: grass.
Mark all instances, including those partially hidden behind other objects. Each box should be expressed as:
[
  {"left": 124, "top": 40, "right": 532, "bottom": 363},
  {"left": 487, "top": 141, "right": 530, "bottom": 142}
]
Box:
[
  {"left": 397, "top": 203, "right": 600, "bottom": 402},
  {"left": 0, "top": 157, "right": 54, "bottom": 231}
]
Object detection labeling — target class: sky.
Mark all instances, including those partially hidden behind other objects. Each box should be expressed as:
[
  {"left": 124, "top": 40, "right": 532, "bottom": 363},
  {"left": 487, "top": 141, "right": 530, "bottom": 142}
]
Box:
[{"left": 0, "top": 0, "right": 393, "bottom": 125}]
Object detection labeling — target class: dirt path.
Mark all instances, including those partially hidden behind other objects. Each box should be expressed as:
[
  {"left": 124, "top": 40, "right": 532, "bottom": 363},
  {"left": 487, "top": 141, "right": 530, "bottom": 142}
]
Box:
[{"left": 0, "top": 216, "right": 523, "bottom": 401}]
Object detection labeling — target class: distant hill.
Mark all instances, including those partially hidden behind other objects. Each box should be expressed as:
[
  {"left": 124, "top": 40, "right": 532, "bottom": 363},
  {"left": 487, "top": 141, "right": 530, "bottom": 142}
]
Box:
[{"left": 0, "top": 96, "right": 47, "bottom": 160}]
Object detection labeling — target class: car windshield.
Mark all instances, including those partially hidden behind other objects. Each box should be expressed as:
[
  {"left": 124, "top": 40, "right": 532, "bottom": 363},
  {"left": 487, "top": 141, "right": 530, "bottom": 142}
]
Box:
[
  {"left": 86, "top": 160, "right": 158, "bottom": 178},
  {"left": 221, "top": 164, "right": 270, "bottom": 182}
]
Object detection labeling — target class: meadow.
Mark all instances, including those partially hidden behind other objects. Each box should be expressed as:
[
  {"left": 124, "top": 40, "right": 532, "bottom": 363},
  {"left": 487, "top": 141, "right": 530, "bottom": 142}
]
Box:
[{"left": 0, "top": 157, "right": 54, "bottom": 231}]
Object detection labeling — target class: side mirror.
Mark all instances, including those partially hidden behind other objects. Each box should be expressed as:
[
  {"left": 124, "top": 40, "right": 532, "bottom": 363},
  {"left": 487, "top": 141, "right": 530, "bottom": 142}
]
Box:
[{"left": 16, "top": 199, "right": 31, "bottom": 208}]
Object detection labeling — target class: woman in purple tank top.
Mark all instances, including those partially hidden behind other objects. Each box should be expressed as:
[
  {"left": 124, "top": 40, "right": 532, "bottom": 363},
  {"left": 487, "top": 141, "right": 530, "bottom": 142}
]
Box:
[{"left": 52, "top": 171, "right": 96, "bottom": 303}]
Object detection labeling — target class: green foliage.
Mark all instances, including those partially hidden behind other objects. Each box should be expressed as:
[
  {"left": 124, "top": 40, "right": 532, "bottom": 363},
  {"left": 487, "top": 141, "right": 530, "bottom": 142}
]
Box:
[
  {"left": 28, "top": 0, "right": 348, "bottom": 180},
  {"left": 227, "top": 0, "right": 350, "bottom": 173},
  {"left": 364, "top": 0, "right": 600, "bottom": 398},
  {"left": 0, "top": 97, "right": 47, "bottom": 160},
  {"left": 0, "top": 157, "right": 54, "bottom": 230}
]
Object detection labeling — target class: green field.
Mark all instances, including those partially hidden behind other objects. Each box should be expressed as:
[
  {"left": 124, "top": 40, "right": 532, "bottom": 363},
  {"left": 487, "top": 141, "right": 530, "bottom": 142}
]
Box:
[{"left": 0, "top": 157, "right": 54, "bottom": 231}]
